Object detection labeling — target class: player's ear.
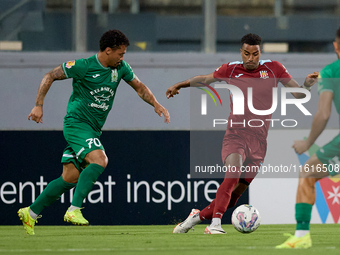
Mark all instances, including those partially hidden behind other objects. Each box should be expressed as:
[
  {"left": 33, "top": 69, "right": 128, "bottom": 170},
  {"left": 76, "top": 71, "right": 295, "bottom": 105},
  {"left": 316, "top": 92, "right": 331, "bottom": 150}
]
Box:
[
  {"left": 105, "top": 47, "right": 112, "bottom": 55},
  {"left": 333, "top": 41, "right": 339, "bottom": 53}
]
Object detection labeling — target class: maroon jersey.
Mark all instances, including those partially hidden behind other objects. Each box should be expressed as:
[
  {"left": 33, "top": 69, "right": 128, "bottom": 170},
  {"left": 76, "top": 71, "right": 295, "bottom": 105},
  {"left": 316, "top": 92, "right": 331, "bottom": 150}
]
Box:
[{"left": 214, "top": 60, "right": 292, "bottom": 139}]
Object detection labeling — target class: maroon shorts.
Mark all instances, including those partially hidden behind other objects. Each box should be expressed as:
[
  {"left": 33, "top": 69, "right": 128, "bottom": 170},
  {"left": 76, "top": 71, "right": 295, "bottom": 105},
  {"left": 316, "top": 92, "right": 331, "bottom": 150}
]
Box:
[{"left": 221, "top": 129, "right": 267, "bottom": 184}]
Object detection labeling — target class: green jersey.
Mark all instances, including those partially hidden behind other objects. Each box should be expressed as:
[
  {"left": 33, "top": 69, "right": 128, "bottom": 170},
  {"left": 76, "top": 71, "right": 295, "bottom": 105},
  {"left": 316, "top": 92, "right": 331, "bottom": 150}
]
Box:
[
  {"left": 62, "top": 54, "right": 135, "bottom": 132},
  {"left": 318, "top": 59, "right": 340, "bottom": 125}
]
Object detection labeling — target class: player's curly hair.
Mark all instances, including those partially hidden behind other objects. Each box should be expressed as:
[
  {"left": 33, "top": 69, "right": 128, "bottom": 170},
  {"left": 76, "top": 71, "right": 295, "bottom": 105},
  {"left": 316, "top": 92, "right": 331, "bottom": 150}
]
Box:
[
  {"left": 241, "top": 33, "right": 262, "bottom": 46},
  {"left": 100, "top": 30, "right": 130, "bottom": 51}
]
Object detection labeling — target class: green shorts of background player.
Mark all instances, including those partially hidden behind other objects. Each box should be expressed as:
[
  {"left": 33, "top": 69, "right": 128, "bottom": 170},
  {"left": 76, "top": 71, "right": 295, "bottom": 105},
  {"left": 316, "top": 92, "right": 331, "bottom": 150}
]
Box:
[{"left": 18, "top": 29, "right": 170, "bottom": 235}]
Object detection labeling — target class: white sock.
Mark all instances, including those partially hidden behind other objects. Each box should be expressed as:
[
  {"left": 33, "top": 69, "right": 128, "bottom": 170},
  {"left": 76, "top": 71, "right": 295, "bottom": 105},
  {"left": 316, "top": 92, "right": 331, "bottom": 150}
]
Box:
[
  {"left": 294, "top": 230, "right": 309, "bottom": 237},
  {"left": 68, "top": 205, "right": 81, "bottom": 212},
  {"left": 210, "top": 218, "right": 221, "bottom": 227},
  {"left": 29, "top": 208, "right": 38, "bottom": 220}
]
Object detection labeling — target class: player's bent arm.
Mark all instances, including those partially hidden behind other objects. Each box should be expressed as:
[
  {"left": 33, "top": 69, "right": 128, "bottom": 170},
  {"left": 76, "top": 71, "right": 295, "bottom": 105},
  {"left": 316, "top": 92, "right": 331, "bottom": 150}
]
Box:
[
  {"left": 283, "top": 79, "right": 310, "bottom": 99},
  {"left": 128, "top": 76, "right": 158, "bottom": 106},
  {"left": 35, "top": 64, "right": 67, "bottom": 106},
  {"left": 28, "top": 64, "right": 67, "bottom": 123},
  {"left": 305, "top": 91, "right": 333, "bottom": 146},
  {"left": 283, "top": 72, "right": 318, "bottom": 98},
  {"left": 166, "top": 72, "right": 217, "bottom": 98},
  {"left": 127, "top": 76, "right": 170, "bottom": 123}
]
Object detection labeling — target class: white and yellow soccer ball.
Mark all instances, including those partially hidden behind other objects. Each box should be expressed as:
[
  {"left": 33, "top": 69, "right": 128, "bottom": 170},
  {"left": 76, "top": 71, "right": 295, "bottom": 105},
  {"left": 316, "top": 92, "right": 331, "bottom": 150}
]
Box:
[{"left": 231, "top": 204, "right": 261, "bottom": 233}]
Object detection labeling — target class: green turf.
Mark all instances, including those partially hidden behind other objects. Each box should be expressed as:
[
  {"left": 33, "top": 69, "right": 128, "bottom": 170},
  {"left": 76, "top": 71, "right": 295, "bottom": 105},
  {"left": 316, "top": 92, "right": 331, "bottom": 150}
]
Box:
[{"left": 0, "top": 224, "right": 338, "bottom": 255}]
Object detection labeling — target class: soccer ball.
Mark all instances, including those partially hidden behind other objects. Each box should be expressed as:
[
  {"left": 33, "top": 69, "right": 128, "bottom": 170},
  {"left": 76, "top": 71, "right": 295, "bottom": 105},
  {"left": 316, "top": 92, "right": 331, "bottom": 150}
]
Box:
[{"left": 231, "top": 204, "right": 261, "bottom": 233}]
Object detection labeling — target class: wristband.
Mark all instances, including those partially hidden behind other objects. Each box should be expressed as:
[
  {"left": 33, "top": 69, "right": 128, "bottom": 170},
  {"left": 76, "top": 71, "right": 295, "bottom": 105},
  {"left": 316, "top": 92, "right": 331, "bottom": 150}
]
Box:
[{"left": 303, "top": 84, "right": 311, "bottom": 91}]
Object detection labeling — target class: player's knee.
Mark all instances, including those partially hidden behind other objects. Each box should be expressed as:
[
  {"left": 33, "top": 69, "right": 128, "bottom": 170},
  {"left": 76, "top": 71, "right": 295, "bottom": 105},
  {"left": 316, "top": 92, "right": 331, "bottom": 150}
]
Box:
[
  {"left": 62, "top": 174, "right": 78, "bottom": 183},
  {"left": 62, "top": 163, "right": 79, "bottom": 183},
  {"left": 85, "top": 150, "right": 109, "bottom": 168},
  {"left": 298, "top": 176, "right": 318, "bottom": 198},
  {"left": 299, "top": 165, "right": 320, "bottom": 179},
  {"left": 95, "top": 155, "right": 108, "bottom": 168}
]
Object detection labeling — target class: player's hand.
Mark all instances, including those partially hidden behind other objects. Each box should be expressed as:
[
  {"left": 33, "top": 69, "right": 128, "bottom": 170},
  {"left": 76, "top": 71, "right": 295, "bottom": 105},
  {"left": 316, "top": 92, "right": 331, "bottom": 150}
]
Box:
[
  {"left": 155, "top": 103, "right": 170, "bottom": 123},
  {"left": 28, "top": 106, "right": 43, "bottom": 123},
  {"left": 304, "top": 71, "right": 319, "bottom": 88},
  {"left": 166, "top": 85, "right": 180, "bottom": 99},
  {"left": 292, "top": 140, "right": 311, "bottom": 155}
]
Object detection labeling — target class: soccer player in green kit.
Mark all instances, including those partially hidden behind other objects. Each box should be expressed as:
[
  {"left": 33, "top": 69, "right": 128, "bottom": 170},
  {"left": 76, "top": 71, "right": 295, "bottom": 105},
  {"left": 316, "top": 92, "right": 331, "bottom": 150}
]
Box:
[
  {"left": 18, "top": 30, "right": 170, "bottom": 235},
  {"left": 276, "top": 28, "right": 340, "bottom": 249}
]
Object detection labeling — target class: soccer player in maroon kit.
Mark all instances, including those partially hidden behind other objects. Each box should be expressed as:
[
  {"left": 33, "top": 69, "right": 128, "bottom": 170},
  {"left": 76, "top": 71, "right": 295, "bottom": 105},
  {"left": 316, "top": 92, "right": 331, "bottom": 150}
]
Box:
[{"left": 167, "top": 33, "right": 318, "bottom": 234}]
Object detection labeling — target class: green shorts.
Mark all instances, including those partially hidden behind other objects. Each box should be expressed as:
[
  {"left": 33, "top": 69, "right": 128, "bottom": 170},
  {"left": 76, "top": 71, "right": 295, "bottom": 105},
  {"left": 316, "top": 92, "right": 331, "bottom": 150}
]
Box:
[
  {"left": 61, "top": 117, "right": 104, "bottom": 171},
  {"left": 316, "top": 132, "right": 340, "bottom": 176}
]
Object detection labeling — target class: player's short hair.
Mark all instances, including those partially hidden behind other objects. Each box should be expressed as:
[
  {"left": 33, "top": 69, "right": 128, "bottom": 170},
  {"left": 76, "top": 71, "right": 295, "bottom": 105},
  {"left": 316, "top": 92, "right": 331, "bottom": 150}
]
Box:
[
  {"left": 241, "top": 33, "right": 262, "bottom": 46},
  {"left": 336, "top": 27, "right": 340, "bottom": 39},
  {"left": 100, "top": 30, "right": 130, "bottom": 51}
]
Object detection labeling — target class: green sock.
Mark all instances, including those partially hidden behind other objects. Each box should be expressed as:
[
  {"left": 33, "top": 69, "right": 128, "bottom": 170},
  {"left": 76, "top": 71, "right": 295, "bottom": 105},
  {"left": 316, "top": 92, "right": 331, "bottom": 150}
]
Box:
[
  {"left": 71, "top": 163, "right": 105, "bottom": 207},
  {"left": 30, "top": 176, "right": 76, "bottom": 215},
  {"left": 295, "top": 203, "right": 313, "bottom": 231}
]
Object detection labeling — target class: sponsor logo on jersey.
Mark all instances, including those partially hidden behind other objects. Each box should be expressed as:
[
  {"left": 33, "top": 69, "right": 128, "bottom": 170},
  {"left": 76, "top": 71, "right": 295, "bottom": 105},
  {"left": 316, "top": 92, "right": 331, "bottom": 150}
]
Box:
[
  {"left": 259, "top": 70, "right": 269, "bottom": 79},
  {"left": 89, "top": 87, "right": 115, "bottom": 111},
  {"left": 93, "top": 74, "right": 100, "bottom": 78},
  {"left": 235, "top": 74, "right": 243, "bottom": 78},
  {"left": 65, "top": 60, "right": 75, "bottom": 69},
  {"left": 111, "top": 69, "right": 118, "bottom": 82},
  {"left": 94, "top": 94, "right": 111, "bottom": 103}
]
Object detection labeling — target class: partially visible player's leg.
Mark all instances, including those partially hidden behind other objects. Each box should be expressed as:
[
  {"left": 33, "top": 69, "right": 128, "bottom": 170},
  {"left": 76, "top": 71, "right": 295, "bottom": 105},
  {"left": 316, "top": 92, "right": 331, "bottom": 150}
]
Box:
[
  {"left": 173, "top": 152, "right": 244, "bottom": 234},
  {"left": 295, "top": 156, "right": 327, "bottom": 238},
  {"left": 204, "top": 153, "right": 243, "bottom": 234},
  {"left": 199, "top": 180, "right": 249, "bottom": 222},
  {"left": 276, "top": 154, "right": 328, "bottom": 249},
  {"left": 64, "top": 149, "right": 107, "bottom": 225},
  {"left": 213, "top": 153, "right": 243, "bottom": 218},
  {"left": 62, "top": 121, "right": 107, "bottom": 225},
  {"left": 227, "top": 181, "right": 249, "bottom": 209},
  {"left": 199, "top": 181, "right": 248, "bottom": 223},
  {"left": 30, "top": 163, "right": 78, "bottom": 215},
  {"left": 18, "top": 163, "right": 78, "bottom": 235},
  {"left": 71, "top": 149, "right": 107, "bottom": 207},
  {"left": 205, "top": 131, "right": 265, "bottom": 234},
  {"left": 173, "top": 130, "right": 247, "bottom": 234}
]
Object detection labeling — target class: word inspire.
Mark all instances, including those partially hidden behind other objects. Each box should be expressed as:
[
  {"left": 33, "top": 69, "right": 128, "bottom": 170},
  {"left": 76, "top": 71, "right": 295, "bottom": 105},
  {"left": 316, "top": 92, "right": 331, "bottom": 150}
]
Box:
[{"left": 0, "top": 174, "right": 219, "bottom": 211}]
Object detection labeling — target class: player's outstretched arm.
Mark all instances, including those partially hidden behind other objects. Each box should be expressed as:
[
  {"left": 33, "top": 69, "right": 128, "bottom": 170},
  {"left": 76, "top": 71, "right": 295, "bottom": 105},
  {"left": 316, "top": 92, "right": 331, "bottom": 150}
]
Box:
[
  {"left": 283, "top": 71, "right": 319, "bottom": 98},
  {"left": 166, "top": 73, "right": 217, "bottom": 99},
  {"left": 128, "top": 76, "right": 170, "bottom": 123},
  {"left": 293, "top": 91, "right": 333, "bottom": 154},
  {"left": 28, "top": 64, "right": 67, "bottom": 123}
]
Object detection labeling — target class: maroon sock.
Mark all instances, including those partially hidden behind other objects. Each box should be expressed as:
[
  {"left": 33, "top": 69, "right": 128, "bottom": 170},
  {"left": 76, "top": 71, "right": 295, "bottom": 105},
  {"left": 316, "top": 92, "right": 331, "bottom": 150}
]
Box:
[
  {"left": 227, "top": 192, "right": 242, "bottom": 209},
  {"left": 212, "top": 169, "right": 241, "bottom": 219},
  {"left": 199, "top": 200, "right": 215, "bottom": 221}
]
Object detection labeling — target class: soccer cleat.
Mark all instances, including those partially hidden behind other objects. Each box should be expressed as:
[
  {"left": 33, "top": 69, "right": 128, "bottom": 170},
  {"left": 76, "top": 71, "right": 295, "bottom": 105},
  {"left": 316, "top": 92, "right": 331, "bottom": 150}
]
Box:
[
  {"left": 276, "top": 233, "right": 312, "bottom": 249},
  {"left": 17, "top": 207, "right": 41, "bottom": 235},
  {"left": 64, "top": 208, "right": 89, "bottom": 226},
  {"left": 173, "top": 209, "right": 201, "bottom": 233},
  {"left": 204, "top": 225, "right": 226, "bottom": 234}
]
